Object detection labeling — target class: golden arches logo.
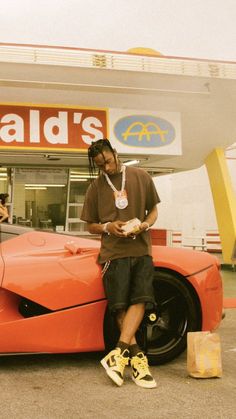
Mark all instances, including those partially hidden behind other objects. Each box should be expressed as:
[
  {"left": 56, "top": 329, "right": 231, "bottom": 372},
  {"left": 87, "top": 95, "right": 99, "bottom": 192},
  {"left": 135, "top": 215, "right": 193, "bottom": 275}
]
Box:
[{"left": 122, "top": 121, "right": 168, "bottom": 143}]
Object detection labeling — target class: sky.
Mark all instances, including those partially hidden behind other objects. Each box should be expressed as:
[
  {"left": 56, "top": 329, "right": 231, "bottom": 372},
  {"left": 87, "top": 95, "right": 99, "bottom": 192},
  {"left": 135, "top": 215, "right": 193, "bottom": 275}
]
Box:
[{"left": 0, "top": 0, "right": 236, "bottom": 61}]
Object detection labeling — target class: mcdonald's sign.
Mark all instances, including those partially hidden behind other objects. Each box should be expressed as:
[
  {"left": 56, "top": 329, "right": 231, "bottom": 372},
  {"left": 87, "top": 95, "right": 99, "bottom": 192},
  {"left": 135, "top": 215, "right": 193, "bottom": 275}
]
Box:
[{"left": 110, "top": 109, "right": 182, "bottom": 155}]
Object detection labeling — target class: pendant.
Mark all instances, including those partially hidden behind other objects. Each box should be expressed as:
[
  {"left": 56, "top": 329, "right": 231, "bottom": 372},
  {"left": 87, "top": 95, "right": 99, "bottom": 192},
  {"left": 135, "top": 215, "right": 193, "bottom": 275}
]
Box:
[
  {"left": 114, "top": 190, "right": 128, "bottom": 209},
  {"left": 115, "top": 196, "right": 128, "bottom": 209}
]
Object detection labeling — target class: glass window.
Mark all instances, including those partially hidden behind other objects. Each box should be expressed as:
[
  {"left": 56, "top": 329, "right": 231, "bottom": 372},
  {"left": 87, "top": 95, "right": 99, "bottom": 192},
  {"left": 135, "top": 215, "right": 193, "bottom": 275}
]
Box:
[
  {"left": 13, "top": 168, "right": 68, "bottom": 230},
  {"left": 66, "top": 171, "right": 90, "bottom": 233}
]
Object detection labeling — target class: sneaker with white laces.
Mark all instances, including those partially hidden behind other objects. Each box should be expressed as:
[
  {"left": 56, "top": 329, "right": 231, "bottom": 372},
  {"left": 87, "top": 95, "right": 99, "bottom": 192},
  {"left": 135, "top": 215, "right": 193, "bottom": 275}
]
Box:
[
  {"left": 131, "top": 352, "right": 157, "bottom": 388},
  {"left": 100, "top": 347, "right": 130, "bottom": 386}
]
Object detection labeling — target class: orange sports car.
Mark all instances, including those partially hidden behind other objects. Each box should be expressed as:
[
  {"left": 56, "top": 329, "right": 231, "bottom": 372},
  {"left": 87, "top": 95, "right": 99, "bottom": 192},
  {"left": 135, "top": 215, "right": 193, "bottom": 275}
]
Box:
[{"left": 0, "top": 225, "right": 223, "bottom": 364}]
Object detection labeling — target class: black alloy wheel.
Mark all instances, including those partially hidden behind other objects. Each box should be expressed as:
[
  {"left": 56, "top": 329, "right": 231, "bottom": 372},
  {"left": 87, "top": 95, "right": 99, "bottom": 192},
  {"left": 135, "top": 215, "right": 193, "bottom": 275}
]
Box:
[
  {"left": 136, "top": 269, "right": 202, "bottom": 364},
  {"left": 103, "top": 269, "right": 202, "bottom": 364}
]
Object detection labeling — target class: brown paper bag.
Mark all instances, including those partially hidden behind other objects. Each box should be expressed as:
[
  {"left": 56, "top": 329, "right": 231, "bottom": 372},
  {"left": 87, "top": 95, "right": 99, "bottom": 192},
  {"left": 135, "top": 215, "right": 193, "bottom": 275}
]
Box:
[{"left": 187, "top": 331, "right": 222, "bottom": 378}]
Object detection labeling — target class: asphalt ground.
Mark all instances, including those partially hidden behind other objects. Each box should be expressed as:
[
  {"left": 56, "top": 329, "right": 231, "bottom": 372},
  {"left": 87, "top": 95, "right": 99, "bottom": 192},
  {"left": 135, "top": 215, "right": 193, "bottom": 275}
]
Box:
[{"left": 0, "top": 268, "right": 236, "bottom": 419}]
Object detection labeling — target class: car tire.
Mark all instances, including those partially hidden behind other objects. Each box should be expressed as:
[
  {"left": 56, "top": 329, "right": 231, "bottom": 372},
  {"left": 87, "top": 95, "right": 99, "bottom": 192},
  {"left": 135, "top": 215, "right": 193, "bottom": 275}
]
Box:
[{"left": 103, "top": 269, "right": 201, "bottom": 364}]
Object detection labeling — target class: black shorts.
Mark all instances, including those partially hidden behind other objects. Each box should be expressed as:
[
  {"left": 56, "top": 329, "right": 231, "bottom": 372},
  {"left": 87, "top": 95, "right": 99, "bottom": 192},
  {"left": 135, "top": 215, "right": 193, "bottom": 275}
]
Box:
[{"left": 102, "top": 255, "right": 155, "bottom": 312}]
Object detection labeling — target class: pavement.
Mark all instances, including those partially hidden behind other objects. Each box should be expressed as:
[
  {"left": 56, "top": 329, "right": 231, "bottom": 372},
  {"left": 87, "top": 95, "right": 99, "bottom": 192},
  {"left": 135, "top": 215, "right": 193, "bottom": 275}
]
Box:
[{"left": 0, "top": 268, "right": 236, "bottom": 419}]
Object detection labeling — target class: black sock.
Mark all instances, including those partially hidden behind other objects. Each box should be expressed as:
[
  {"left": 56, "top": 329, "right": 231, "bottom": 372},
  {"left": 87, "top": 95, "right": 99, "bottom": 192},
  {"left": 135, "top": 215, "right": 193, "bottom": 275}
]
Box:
[
  {"left": 129, "top": 343, "right": 143, "bottom": 357},
  {"left": 116, "top": 341, "right": 130, "bottom": 352}
]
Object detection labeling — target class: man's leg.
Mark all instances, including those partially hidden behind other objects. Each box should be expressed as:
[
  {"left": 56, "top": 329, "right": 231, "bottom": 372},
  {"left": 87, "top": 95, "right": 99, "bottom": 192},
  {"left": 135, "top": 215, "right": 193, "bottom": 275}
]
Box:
[
  {"left": 116, "top": 304, "right": 157, "bottom": 389},
  {"left": 100, "top": 304, "right": 144, "bottom": 387},
  {"left": 101, "top": 256, "right": 156, "bottom": 387},
  {"left": 116, "top": 303, "right": 145, "bottom": 345}
]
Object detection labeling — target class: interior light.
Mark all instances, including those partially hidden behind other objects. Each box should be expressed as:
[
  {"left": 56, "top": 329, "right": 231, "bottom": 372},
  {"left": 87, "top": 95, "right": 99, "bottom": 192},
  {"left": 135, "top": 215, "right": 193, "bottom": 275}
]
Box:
[
  {"left": 25, "top": 184, "right": 66, "bottom": 187},
  {"left": 70, "top": 173, "right": 97, "bottom": 178},
  {"left": 123, "top": 159, "right": 140, "bottom": 166},
  {"left": 70, "top": 178, "right": 88, "bottom": 182},
  {"left": 25, "top": 187, "right": 47, "bottom": 190},
  {"left": 70, "top": 174, "right": 89, "bottom": 178}
]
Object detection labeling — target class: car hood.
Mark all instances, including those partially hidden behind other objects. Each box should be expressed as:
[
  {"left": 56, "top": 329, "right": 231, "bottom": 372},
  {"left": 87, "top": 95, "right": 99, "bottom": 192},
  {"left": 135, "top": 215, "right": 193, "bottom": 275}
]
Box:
[{"left": 0, "top": 231, "right": 103, "bottom": 310}]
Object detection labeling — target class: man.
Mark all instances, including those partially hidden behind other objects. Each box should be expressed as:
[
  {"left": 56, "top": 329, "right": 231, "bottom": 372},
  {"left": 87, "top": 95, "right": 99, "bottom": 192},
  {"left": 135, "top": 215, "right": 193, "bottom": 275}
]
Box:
[{"left": 81, "top": 139, "right": 160, "bottom": 388}]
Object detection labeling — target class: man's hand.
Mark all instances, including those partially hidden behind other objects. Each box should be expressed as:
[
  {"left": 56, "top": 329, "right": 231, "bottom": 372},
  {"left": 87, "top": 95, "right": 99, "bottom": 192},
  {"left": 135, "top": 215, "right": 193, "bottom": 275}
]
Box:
[
  {"left": 107, "top": 220, "right": 127, "bottom": 237},
  {"left": 139, "top": 221, "right": 150, "bottom": 232},
  {"left": 125, "top": 221, "right": 149, "bottom": 238}
]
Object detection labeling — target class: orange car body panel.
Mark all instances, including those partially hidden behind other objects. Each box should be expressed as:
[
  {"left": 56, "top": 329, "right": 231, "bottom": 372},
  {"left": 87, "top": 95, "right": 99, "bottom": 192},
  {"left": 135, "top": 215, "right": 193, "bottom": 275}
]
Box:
[
  {"left": 151, "top": 246, "right": 223, "bottom": 331},
  {"left": 1, "top": 232, "right": 103, "bottom": 309},
  {"left": 0, "top": 289, "right": 106, "bottom": 353},
  {"left": 0, "top": 231, "right": 223, "bottom": 354}
]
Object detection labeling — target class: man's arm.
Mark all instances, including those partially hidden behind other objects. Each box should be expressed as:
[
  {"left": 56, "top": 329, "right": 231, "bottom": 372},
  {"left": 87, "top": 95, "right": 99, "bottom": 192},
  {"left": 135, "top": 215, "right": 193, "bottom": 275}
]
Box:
[
  {"left": 0, "top": 206, "right": 9, "bottom": 223},
  {"left": 87, "top": 220, "right": 126, "bottom": 236},
  {"left": 87, "top": 222, "right": 105, "bottom": 235},
  {"left": 140, "top": 205, "right": 158, "bottom": 232},
  {"left": 87, "top": 205, "right": 158, "bottom": 236}
]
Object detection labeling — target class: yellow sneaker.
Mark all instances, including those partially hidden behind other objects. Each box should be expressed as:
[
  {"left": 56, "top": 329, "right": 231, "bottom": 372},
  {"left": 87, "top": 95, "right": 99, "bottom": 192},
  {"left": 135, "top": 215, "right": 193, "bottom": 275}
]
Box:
[
  {"left": 100, "top": 347, "right": 130, "bottom": 386},
  {"left": 131, "top": 352, "right": 157, "bottom": 389}
]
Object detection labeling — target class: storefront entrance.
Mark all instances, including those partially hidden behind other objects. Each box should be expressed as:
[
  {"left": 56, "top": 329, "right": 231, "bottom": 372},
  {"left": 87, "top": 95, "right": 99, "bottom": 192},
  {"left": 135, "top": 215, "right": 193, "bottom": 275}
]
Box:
[{"left": 0, "top": 167, "right": 89, "bottom": 233}]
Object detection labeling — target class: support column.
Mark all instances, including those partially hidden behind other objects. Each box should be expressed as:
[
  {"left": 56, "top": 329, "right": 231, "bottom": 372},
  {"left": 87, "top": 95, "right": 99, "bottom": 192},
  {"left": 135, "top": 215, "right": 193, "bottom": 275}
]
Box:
[{"left": 205, "top": 148, "right": 236, "bottom": 264}]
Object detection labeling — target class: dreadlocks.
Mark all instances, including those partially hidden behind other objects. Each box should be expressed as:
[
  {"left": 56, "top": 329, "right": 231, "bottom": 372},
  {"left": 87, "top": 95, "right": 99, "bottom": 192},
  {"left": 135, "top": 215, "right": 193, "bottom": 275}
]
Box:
[{"left": 88, "top": 139, "right": 117, "bottom": 178}]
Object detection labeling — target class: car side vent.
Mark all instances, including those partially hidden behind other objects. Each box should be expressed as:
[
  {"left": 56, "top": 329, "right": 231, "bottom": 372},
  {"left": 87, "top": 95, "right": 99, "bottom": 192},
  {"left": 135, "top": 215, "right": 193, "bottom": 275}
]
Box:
[{"left": 19, "top": 298, "right": 52, "bottom": 318}]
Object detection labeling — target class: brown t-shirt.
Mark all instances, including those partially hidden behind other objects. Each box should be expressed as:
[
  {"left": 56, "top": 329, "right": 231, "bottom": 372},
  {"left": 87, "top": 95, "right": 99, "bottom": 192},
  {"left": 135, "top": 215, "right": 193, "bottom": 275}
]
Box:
[{"left": 81, "top": 166, "right": 160, "bottom": 263}]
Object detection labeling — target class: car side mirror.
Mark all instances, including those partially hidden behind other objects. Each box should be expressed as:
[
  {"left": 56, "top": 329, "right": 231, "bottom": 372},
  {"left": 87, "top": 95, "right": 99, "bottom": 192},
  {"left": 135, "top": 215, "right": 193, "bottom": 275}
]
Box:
[{"left": 64, "top": 241, "right": 81, "bottom": 255}]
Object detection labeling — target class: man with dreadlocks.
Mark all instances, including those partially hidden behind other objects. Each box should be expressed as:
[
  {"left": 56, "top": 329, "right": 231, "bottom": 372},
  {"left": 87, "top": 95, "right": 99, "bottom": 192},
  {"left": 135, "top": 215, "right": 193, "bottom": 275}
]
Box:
[{"left": 81, "top": 139, "right": 160, "bottom": 389}]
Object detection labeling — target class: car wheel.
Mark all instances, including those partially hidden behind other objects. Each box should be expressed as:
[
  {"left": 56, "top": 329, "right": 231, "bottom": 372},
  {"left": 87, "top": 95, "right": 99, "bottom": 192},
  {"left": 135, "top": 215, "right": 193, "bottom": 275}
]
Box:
[
  {"left": 136, "top": 269, "right": 202, "bottom": 364},
  {"left": 103, "top": 269, "right": 201, "bottom": 364}
]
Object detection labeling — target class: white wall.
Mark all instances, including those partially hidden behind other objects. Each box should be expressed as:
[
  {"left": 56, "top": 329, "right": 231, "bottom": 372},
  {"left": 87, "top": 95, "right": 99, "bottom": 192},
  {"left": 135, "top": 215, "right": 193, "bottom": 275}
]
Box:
[{"left": 153, "top": 155, "right": 236, "bottom": 236}]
